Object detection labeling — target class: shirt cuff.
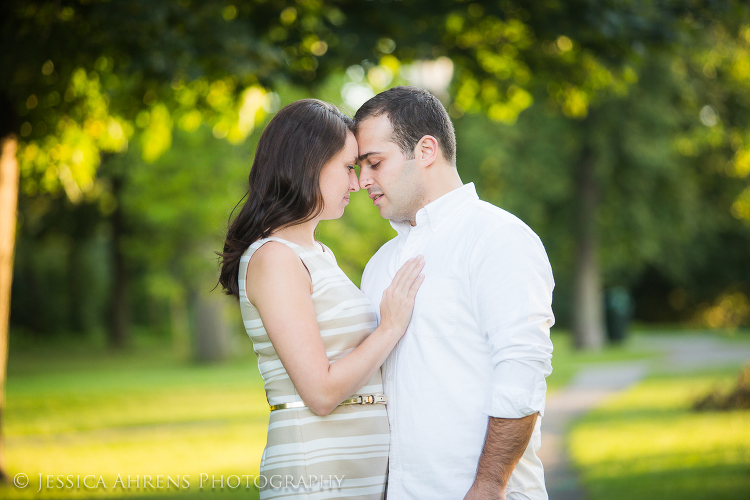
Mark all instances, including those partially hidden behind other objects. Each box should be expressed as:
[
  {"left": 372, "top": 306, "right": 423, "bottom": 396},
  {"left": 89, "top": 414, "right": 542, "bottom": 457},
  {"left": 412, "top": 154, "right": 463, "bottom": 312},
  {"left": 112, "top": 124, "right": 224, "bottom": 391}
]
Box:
[{"left": 484, "top": 380, "right": 547, "bottom": 419}]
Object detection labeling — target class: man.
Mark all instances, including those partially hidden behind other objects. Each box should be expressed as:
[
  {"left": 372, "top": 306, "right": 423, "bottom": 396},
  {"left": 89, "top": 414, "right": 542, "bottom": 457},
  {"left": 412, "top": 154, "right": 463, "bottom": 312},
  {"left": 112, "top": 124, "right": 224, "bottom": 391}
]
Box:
[{"left": 354, "top": 86, "right": 555, "bottom": 500}]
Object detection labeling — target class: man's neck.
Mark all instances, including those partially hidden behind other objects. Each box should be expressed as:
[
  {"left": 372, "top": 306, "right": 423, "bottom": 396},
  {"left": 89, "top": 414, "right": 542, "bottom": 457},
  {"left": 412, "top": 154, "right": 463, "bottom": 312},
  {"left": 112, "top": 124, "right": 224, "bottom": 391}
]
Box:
[{"left": 408, "top": 166, "right": 463, "bottom": 226}]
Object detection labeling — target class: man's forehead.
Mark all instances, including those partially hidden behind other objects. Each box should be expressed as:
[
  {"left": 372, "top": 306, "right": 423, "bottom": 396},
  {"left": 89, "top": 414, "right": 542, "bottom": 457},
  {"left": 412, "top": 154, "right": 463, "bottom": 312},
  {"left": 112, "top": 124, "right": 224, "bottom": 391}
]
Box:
[
  {"left": 356, "top": 115, "right": 396, "bottom": 156},
  {"left": 356, "top": 114, "right": 393, "bottom": 138}
]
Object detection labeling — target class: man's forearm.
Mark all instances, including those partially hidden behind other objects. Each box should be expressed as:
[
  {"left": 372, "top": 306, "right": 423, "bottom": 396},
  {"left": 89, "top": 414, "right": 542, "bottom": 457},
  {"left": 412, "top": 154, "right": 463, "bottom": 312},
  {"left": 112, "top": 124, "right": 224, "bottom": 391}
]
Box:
[{"left": 471, "top": 412, "right": 539, "bottom": 496}]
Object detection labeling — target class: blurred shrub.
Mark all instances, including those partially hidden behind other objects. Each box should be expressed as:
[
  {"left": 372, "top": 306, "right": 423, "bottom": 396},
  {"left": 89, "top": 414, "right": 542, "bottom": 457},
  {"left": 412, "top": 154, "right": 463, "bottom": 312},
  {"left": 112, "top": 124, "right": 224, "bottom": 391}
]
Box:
[{"left": 693, "top": 364, "right": 750, "bottom": 411}]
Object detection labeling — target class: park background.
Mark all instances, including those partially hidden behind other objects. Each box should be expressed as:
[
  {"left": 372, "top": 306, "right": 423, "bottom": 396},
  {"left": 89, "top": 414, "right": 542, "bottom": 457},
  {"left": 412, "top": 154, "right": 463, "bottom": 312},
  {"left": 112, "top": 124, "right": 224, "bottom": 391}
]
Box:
[{"left": 0, "top": 0, "right": 749, "bottom": 499}]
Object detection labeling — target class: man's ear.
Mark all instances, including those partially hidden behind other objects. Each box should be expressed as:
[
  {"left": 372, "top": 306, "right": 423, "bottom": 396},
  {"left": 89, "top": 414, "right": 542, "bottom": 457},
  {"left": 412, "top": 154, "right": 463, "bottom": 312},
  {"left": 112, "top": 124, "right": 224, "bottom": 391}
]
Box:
[{"left": 416, "top": 135, "right": 439, "bottom": 168}]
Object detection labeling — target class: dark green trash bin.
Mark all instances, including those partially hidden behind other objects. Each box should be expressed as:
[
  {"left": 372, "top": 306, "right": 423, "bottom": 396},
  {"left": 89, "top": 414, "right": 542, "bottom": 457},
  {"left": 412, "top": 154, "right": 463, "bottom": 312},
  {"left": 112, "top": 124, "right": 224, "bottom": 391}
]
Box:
[{"left": 605, "top": 286, "right": 633, "bottom": 343}]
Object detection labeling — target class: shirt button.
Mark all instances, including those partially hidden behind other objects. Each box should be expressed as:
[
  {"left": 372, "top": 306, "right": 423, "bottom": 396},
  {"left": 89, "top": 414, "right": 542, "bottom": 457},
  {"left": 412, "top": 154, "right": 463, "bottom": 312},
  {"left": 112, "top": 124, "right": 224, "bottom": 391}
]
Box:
[{"left": 388, "top": 374, "right": 393, "bottom": 381}]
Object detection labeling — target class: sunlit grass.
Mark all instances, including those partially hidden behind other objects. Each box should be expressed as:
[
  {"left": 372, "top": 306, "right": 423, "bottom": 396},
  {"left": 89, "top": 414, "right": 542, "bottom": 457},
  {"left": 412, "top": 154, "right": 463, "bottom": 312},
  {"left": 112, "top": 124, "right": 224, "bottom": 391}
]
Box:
[
  {"left": 569, "top": 368, "right": 750, "bottom": 499},
  {"left": 3, "top": 333, "right": 268, "bottom": 499},
  {"left": 1, "top": 328, "right": 653, "bottom": 500},
  {"left": 4, "top": 329, "right": 739, "bottom": 499}
]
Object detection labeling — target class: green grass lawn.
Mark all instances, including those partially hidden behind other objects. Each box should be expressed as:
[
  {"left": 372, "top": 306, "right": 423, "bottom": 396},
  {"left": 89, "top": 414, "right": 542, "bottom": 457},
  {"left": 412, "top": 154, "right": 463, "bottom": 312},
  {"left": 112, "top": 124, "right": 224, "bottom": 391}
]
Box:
[
  {"left": 568, "top": 366, "right": 750, "bottom": 500},
  {"left": 1, "top": 328, "right": 740, "bottom": 499},
  {"left": 0, "top": 328, "right": 651, "bottom": 499},
  {"left": 3, "top": 333, "right": 268, "bottom": 499}
]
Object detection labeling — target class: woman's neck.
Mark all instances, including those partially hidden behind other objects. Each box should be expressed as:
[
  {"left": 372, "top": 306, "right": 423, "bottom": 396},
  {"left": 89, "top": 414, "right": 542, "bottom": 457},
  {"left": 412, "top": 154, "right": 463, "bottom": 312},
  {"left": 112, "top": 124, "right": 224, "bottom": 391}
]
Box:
[{"left": 270, "top": 218, "right": 320, "bottom": 251}]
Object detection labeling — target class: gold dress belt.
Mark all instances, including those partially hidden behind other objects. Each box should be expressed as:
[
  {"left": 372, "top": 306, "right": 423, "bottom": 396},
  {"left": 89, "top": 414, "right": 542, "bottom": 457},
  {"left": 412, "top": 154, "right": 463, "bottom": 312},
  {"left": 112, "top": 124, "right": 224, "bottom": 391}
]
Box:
[{"left": 269, "top": 394, "right": 387, "bottom": 411}]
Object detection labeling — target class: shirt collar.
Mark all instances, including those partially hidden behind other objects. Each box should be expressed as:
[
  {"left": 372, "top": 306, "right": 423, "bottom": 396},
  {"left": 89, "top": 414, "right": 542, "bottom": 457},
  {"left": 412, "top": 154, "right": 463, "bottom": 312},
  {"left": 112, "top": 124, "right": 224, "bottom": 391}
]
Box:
[{"left": 389, "top": 182, "right": 479, "bottom": 237}]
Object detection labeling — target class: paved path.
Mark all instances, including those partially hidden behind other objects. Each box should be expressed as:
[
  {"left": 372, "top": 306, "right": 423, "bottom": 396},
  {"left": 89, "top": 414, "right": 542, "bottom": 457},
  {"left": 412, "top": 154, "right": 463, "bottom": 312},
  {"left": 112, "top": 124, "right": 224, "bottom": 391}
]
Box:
[
  {"left": 540, "top": 333, "right": 750, "bottom": 500},
  {"left": 633, "top": 333, "right": 750, "bottom": 371},
  {"left": 540, "top": 363, "right": 648, "bottom": 500}
]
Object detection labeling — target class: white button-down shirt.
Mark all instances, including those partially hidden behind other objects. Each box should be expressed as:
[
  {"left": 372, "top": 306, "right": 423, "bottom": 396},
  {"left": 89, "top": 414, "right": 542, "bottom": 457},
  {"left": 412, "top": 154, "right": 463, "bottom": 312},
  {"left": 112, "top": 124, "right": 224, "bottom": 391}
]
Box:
[{"left": 361, "top": 183, "right": 554, "bottom": 500}]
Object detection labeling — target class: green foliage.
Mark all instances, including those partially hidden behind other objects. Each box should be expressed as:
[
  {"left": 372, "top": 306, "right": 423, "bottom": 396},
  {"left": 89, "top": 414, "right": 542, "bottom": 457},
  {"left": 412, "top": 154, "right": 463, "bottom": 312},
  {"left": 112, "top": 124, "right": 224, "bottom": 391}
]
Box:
[
  {"left": 455, "top": 44, "right": 750, "bottom": 325},
  {"left": 121, "top": 126, "right": 256, "bottom": 299},
  {"left": 2, "top": 0, "right": 720, "bottom": 201},
  {"left": 3, "top": 0, "right": 331, "bottom": 202},
  {"left": 6, "top": 0, "right": 750, "bottom": 340},
  {"left": 11, "top": 194, "right": 111, "bottom": 336}
]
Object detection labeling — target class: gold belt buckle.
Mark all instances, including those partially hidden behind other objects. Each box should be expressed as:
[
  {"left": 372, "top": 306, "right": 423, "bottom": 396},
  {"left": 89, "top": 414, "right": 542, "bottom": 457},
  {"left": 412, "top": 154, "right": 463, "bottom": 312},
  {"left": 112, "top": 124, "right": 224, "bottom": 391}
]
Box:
[{"left": 357, "top": 395, "right": 375, "bottom": 404}]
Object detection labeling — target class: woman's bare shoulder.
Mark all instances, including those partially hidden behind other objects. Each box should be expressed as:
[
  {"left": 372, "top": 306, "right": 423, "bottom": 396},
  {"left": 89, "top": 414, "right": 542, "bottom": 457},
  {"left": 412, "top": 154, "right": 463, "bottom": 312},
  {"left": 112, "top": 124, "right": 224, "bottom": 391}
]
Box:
[{"left": 245, "top": 242, "right": 311, "bottom": 301}]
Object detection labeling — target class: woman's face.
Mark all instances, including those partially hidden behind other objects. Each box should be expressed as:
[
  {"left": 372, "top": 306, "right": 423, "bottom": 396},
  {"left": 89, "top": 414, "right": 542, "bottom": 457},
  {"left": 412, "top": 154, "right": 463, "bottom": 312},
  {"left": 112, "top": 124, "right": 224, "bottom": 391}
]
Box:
[{"left": 318, "top": 131, "right": 360, "bottom": 220}]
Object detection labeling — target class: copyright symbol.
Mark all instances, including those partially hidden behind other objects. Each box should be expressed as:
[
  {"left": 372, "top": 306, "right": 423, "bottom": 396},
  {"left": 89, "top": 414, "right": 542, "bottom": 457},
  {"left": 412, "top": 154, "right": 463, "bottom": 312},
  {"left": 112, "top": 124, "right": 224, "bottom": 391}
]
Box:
[{"left": 14, "top": 473, "right": 29, "bottom": 488}]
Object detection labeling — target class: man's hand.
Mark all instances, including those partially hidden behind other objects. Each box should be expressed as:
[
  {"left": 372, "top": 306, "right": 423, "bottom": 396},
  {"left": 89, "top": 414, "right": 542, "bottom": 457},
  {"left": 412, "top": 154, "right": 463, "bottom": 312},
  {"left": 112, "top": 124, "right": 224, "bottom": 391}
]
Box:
[{"left": 463, "top": 413, "right": 539, "bottom": 500}]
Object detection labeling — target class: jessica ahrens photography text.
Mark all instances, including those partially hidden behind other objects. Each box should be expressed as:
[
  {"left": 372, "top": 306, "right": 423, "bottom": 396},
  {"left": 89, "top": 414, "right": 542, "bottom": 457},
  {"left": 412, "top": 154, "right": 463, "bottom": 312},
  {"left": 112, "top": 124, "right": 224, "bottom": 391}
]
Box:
[{"left": 16, "top": 473, "right": 346, "bottom": 492}]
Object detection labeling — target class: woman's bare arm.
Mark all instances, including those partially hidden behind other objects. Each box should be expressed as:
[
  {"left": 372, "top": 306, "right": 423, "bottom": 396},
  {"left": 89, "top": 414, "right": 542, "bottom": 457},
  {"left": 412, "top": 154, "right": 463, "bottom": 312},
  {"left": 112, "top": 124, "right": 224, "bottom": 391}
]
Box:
[{"left": 246, "top": 242, "right": 424, "bottom": 416}]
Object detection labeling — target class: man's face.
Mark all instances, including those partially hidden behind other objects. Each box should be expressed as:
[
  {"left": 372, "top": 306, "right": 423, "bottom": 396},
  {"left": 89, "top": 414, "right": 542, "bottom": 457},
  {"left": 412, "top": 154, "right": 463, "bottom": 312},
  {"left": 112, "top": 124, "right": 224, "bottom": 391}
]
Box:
[{"left": 355, "top": 114, "right": 425, "bottom": 222}]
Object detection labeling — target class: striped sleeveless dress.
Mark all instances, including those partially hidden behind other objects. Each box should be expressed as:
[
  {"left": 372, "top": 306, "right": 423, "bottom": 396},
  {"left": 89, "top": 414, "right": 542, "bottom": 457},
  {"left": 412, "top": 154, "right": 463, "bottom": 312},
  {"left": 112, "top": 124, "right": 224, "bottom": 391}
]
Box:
[{"left": 238, "top": 237, "right": 389, "bottom": 500}]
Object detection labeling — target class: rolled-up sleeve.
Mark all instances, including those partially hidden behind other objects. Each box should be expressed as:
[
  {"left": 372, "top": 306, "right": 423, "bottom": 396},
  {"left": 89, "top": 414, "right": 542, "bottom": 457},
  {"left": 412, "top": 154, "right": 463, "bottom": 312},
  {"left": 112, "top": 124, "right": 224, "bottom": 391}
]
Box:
[{"left": 471, "top": 222, "right": 555, "bottom": 419}]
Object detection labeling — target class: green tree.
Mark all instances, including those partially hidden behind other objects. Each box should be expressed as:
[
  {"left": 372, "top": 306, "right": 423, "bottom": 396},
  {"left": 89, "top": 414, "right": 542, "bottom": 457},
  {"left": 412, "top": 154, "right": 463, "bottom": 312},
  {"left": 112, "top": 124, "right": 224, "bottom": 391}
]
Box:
[
  {"left": 428, "top": 1, "right": 750, "bottom": 347},
  {"left": 119, "top": 126, "right": 265, "bottom": 361},
  {"left": 455, "top": 47, "right": 750, "bottom": 329}
]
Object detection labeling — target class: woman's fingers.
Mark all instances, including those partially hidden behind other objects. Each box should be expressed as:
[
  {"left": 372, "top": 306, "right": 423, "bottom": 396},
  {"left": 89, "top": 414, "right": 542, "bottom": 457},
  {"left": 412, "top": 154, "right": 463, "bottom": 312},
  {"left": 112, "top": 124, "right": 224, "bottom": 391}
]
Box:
[
  {"left": 407, "top": 273, "right": 426, "bottom": 298},
  {"left": 391, "top": 257, "right": 417, "bottom": 291},
  {"left": 389, "top": 255, "right": 421, "bottom": 292},
  {"left": 388, "top": 258, "right": 410, "bottom": 291},
  {"left": 379, "top": 257, "right": 426, "bottom": 336},
  {"left": 395, "top": 255, "right": 424, "bottom": 292},
  {"left": 400, "top": 259, "right": 425, "bottom": 295}
]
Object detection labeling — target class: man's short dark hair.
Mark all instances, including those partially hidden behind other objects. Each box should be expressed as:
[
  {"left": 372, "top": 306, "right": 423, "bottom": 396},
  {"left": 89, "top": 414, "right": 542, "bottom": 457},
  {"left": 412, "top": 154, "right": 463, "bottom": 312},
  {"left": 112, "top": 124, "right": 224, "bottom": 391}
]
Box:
[{"left": 354, "top": 86, "right": 456, "bottom": 165}]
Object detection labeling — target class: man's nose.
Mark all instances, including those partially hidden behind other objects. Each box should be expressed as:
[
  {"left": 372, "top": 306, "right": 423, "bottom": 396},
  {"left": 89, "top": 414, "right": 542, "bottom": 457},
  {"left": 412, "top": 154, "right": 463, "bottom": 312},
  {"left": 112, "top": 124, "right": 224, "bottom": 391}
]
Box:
[{"left": 359, "top": 169, "right": 373, "bottom": 190}]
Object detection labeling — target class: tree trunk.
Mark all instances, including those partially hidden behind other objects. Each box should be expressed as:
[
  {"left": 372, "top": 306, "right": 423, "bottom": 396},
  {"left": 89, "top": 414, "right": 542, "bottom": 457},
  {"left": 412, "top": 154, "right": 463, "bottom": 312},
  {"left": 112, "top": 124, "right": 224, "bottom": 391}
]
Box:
[
  {"left": 108, "top": 175, "right": 130, "bottom": 349},
  {"left": 572, "top": 121, "right": 606, "bottom": 350},
  {"left": 170, "top": 293, "right": 191, "bottom": 360},
  {"left": 68, "top": 241, "right": 86, "bottom": 333},
  {"left": 192, "top": 288, "right": 231, "bottom": 363},
  {"left": 0, "top": 134, "right": 19, "bottom": 481}
]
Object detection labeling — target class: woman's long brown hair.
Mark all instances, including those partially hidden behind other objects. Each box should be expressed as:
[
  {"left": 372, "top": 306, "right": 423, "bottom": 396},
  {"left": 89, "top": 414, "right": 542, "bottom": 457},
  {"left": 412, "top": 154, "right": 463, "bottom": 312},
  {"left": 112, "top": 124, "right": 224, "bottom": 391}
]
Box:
[{"left": 218, "top": 99, "right": 353, "bottom": 298}]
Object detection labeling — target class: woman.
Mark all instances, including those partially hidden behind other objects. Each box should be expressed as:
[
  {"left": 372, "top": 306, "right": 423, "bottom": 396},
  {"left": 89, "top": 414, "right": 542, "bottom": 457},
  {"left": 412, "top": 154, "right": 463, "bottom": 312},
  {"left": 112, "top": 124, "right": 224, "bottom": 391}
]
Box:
[{"left": 218, "top": 99, "right": 424, "bottom": 499}]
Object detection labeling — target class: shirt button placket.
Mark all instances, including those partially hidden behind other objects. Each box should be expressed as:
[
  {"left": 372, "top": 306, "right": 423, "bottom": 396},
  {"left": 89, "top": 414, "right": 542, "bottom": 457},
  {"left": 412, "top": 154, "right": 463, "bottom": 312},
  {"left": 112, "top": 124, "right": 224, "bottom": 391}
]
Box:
[{"left": 402, "top": 233, "right": 419, "bottom": 261}]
